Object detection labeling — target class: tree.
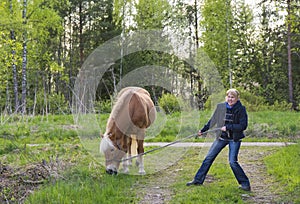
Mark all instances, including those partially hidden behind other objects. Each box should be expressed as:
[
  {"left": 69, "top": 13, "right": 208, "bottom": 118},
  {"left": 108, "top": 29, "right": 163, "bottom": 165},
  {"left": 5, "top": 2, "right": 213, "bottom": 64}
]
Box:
[
  {"left": 0, "top": 0, "right": 23, "bottom": 113},
  {"left": 21, "top": 0, "right": 27, "bottom": 114},
  {"left": 200, "top": 0, "right": 234, "bottom": 88},
  {"left": 231, "top": 0, "right": 256, "bottom": 89},
  {"left": 10, "top": 0, "right": 19, "bottom": 113},
  {"left": 255, "top": 0, "right": 299, "bottom": 107},
  {"left": 0, "top": 0, "right": 64, "bottom": 114}
]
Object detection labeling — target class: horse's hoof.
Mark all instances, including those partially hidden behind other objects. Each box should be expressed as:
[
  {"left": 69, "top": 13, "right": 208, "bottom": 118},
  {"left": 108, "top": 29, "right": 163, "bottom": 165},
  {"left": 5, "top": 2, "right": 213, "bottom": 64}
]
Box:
[
  {"left": 139, "top": 170, "right": 146, "bottom": 175},
  {"left": 106, "top": 168, "right": 118, "bottom": 175},
  {"left": 106, "top": 169, "right": 113, "bottom": 174}
]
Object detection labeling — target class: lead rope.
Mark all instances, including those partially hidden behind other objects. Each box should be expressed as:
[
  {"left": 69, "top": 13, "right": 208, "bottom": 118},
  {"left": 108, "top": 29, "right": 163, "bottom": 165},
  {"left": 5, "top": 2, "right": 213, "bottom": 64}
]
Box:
[{"left": 120, "top": 127, "right": 221, "bottom": 162}]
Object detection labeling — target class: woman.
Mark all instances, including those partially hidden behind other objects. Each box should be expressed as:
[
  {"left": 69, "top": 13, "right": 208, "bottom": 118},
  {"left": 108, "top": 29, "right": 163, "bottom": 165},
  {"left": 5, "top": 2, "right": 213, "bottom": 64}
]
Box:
[{"left": 186, "top": 88, "right": 251, "bottom": 191}]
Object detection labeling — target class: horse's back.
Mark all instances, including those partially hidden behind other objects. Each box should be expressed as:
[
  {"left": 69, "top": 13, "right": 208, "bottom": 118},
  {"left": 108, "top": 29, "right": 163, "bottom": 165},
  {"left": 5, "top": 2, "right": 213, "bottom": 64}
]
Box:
[{"left": 106, "top": 87, "right": 155, "bottom": 134}]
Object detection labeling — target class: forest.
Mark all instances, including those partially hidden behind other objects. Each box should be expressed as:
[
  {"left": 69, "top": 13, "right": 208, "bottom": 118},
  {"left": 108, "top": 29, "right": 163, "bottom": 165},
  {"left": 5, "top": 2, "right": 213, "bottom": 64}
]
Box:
[{"left": 0, "top": 0, "right": 300, "bottom": 115}]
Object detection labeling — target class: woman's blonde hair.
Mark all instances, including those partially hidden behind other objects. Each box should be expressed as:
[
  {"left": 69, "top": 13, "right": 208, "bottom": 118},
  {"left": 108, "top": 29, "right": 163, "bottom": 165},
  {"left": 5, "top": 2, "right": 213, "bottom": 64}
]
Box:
[{"left": 226, "top": 88, "right": 240, "bottom": 98}]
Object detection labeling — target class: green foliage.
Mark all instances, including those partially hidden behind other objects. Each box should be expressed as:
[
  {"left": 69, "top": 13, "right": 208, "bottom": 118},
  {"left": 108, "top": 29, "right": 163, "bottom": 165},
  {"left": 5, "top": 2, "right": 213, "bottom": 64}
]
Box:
[
  {"left": 158, "top": 93, "right": 181, "bottom": 114},
  {"left": 0, "top": 0, "right": 300, "bottom": 115},
  {"left": 231, "top": 89, "right": 293, "bottom": 112},
  {"left": 134, "top": 0, "right": 170, "bottom": 30},
  {"left": 94, "top": 100, "right": 112, "bottom": 114},
  {"left": 264, "top": 143, "right": 300, "bottom": 203},
  {"left": 47, "top": 93, "right": 70, "bottom": 114},
  {"left": 200, "top": 0, "right": 234, "bottom": 86},
  {"left": 26, "top": 91, "right": 69, "bottom": 115},
  {"left": 239, "top": 90, "right": 267, "bottom": 111}
]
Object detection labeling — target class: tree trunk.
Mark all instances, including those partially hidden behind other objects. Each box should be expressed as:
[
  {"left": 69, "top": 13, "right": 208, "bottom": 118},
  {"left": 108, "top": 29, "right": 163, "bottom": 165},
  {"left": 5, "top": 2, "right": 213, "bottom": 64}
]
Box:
[
  {"left": 32, "top": 78, "right": 37, "bottom": 116},
  {"left": 68, "top": 12, "right": 73, "bottom": 107},
  {"left": 10, "top": 0, "right": 19, "bottom": 113},
  {"left": 43, "top": 73, "right": 48, "bottom": 116},
  {"left": 21, "top": 0, "right": 27, "bottom": 114},
  {"left": 287, "top": 0, "right": 294, "bottom": 109},
  {"left": 79, "top": 1, "right": 84, "bottom": 66},
  {"left": 226, "top": 0, "right": 232, "bottom": 88},
  {"left": 5, "top": 81, "right": 12, "bottom": 114},
  {"left": 194, "top": 0, "right": 199, "bottom": 49}
]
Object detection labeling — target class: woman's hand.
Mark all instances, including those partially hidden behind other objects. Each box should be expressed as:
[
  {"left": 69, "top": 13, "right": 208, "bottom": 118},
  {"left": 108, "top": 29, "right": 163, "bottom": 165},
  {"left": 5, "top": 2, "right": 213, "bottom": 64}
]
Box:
[
  {"left": 197, "top": 130, "right": 203, "bottom": 136},
  {"left": 221, "top": 126, "right": 227, "bottom": 132}
]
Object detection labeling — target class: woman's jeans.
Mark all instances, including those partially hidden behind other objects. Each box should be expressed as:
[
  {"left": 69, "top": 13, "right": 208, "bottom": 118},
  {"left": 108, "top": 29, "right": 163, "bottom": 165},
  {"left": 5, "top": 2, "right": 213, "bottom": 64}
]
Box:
[{"left": 194, "top": 139, "right": 250, "bottom": 187}]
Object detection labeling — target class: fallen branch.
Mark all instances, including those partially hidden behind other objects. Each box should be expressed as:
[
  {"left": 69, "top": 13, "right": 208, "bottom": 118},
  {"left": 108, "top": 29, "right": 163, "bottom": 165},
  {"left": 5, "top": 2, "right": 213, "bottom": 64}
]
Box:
[{"left": 21, "top": 177, "right": 45, "bottom": 184}]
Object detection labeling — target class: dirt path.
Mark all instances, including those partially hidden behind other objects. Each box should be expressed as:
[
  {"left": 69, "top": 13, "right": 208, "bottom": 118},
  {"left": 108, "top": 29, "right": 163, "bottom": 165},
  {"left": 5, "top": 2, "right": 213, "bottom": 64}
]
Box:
[
  {"left": 133, "top": 163, "right": 178, "bottom": 204},
  {"left": 135, "top": 143, "right": 289, "bottom": 204},
  {"left": 239, "top": 147, "right": 281, "bottom": 203}
]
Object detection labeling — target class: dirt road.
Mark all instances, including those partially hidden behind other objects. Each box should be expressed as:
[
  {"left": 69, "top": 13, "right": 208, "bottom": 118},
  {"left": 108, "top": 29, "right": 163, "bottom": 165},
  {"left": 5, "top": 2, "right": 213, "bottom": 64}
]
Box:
[{"left": 136, "top": 142, "right": 295, "bottom": 204}]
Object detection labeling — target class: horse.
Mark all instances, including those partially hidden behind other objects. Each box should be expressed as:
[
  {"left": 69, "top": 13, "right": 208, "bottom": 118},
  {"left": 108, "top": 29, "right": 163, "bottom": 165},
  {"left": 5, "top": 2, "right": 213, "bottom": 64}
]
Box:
[{"left": 100, "top": 87, "right": 156, "bottom": 175}]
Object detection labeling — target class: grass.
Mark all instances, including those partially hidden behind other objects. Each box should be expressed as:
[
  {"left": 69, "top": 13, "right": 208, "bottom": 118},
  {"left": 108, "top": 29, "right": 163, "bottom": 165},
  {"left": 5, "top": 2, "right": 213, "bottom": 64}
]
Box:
[
  {"left": 0, "top": 111, "right": 299, "bottom": 203},
  {"left": 0, "top": 114, "right": 77, "bottom": 146},
  {"left": 264, "top": 142, "right": 300, "bottom": 203},
  {"left": 26, "top": 164, "right": 139, "bottom": 204},
  {"left": 246, "top": 111, "right": 300, "bottom": 141}
]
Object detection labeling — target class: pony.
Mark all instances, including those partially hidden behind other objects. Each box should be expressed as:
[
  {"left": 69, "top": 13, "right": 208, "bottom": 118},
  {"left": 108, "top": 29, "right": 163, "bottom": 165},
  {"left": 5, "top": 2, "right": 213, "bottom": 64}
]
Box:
[{"left": 100, "top": 87, "right": 156, "bottom": 175}]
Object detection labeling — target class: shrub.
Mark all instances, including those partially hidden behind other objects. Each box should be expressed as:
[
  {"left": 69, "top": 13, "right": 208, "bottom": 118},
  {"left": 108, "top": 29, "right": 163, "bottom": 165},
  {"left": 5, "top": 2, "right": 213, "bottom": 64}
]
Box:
[
  {"left": 158, "top": 93, "right": 181, "bottom": 114},
  {"left": 94, "top": 100, "right": 112, "bottom": 113},
  {"left": 239, "top": 90, "right": 267, "bottom": 111}
]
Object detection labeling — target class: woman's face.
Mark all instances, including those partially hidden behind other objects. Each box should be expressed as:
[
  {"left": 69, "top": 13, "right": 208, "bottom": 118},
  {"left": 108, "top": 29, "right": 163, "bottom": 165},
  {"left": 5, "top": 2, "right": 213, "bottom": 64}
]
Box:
[{"left": 226, "top": 93, "right": 238, "bottom": 107}]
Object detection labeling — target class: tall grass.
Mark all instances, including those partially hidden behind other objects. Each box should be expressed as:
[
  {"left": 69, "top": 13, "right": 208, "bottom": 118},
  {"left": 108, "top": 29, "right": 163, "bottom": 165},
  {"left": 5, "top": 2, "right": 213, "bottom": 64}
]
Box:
[
  {"left": 26, "top": 165, "right": 139, "bottom": 204},
  {"left": 247, "top": 111, "right": 300, "bottom": 140},
  {"left": 0, "top": 114, "right": 77, "bottom": 145}
]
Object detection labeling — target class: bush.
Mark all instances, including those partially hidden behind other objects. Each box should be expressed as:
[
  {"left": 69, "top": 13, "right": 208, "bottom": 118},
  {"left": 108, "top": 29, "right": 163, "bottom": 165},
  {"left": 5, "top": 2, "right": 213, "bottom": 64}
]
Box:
[
  {"left": 158, "top": 93, "right": 181, "bottom": 114},
  {"left": 94, "top": 100, "right": 112, "bottom": 113},
  {"left": 197, "top": 89, "right": 295, "bottom": 112},
  {"left": 239, "top": 90, "right": 266, "bottom": 111},
  {"left": 27, "top": 92, "right": 69, "bottom": 115},
  {"left": 233, "top": 89, "right": 292, "bottom": 112}
]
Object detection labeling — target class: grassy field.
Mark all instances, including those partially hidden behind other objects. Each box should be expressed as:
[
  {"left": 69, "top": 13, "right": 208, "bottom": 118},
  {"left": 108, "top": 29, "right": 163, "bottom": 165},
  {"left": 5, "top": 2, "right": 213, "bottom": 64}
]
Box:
[
  {"left": 0, "top": 111, "right": 299, "bottom": 203},
  {"left": 24, "top": 144, "right": 300, "bottom": 204},
  {"left": 264, "top": 142, "right": 300, "bottom": 203}
]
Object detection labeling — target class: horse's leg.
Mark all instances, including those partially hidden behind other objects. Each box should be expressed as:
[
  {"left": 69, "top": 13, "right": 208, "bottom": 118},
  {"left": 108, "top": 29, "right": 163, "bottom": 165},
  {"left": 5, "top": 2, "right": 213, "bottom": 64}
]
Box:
[
  {"left": 122, "top": 136, "right": 131, "bottom": 174},
  {"left": 128, "top": 136, "right": 133, "bottom": 166},
  {"left": 137, "top": 139, "right": 145, "bottom": 175}
]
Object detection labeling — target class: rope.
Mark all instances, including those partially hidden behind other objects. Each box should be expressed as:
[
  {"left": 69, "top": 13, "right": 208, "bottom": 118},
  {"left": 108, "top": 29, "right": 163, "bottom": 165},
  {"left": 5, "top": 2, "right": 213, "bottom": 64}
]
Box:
[{"left": 120, "top": 127, "right": 221, "bottom": 162}]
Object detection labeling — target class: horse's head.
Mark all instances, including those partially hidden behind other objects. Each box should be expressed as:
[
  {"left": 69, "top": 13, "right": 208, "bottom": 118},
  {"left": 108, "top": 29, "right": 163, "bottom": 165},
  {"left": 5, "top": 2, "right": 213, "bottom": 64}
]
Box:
[{"left": 100, "top": 132, "right": 126, "bottom": 175}]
